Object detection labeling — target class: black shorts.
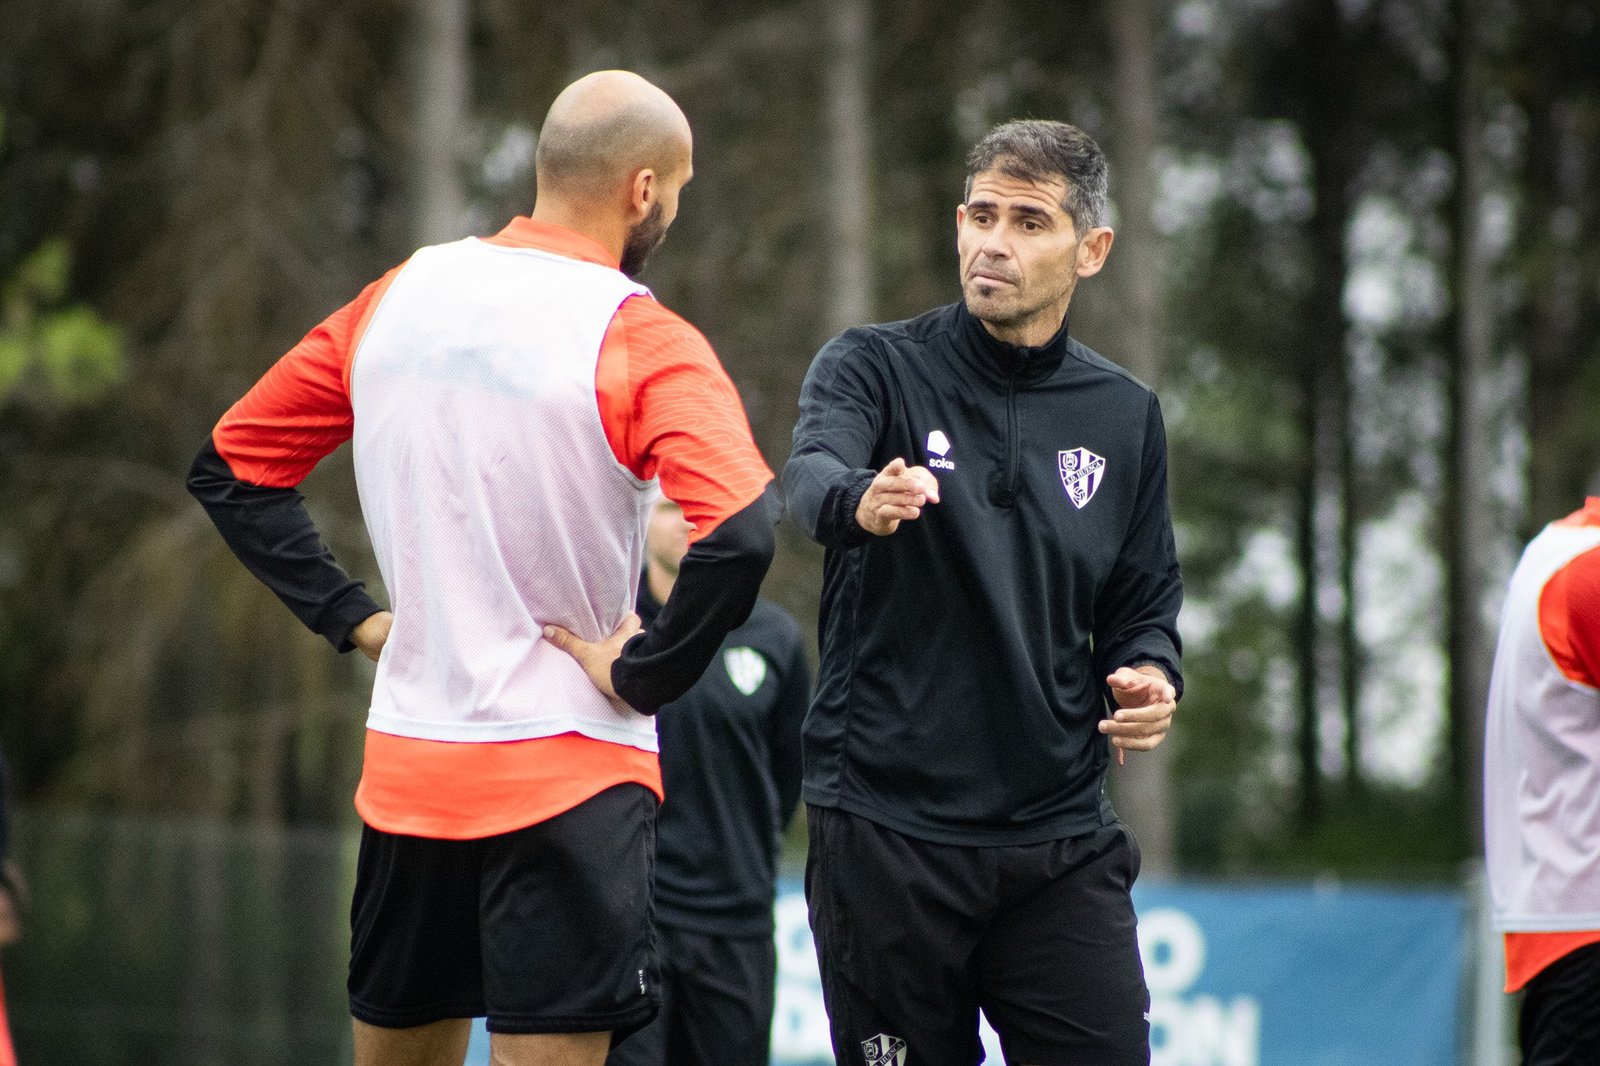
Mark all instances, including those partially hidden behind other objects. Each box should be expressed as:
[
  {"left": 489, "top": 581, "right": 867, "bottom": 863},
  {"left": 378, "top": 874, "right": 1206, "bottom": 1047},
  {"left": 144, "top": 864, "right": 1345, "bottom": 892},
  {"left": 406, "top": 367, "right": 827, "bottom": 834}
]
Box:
[
  {"left": 1521, "top": 940, "right": 1600, "bottom": 1065},
  {"left": 349, "top": 783, "right": 659, "bottom": 1039},
  {"left": 605, "top": 922, "right": 777, "bottom": 1066},
  {"left": 806, "top": 806, "right": 1149, "bottom": 1066}
]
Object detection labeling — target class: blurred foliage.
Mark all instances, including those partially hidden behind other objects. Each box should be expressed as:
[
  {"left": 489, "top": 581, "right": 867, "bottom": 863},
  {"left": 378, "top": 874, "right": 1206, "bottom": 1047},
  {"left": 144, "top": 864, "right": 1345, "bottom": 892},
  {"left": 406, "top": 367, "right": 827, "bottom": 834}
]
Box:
[
  {"left": 0, "top": 0, "right": 1597, "bottom": 873},
  {"left": 2, "top": 2, "right": 1600, "bottom": 1059},
  {"left": 0, "top": 238, "right": 124, "bottom": 405},
  {"left": 1231, "top": 783, "right": 1466, "bottom": 881}
]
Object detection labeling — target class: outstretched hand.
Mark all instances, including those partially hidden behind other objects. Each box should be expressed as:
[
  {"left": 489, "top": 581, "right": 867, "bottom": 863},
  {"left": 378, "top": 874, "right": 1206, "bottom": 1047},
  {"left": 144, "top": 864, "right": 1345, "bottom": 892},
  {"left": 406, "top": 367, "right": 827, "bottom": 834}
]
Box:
[
  {"left": 856, "top": 457, "right": 941, "bottom": 536},
  {"left": 1100, "top": 665, "right": 1178, "bottom": 766},
  {"left": 543, "top": 612, "right": 644, "bottom": 703}
]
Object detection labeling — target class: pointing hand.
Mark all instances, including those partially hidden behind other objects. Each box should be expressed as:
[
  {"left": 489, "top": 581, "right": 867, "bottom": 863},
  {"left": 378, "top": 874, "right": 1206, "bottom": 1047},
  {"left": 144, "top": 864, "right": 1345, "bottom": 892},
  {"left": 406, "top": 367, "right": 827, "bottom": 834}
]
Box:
[{"left": 856, "top": 457, "right": 941, "bottom": 536}]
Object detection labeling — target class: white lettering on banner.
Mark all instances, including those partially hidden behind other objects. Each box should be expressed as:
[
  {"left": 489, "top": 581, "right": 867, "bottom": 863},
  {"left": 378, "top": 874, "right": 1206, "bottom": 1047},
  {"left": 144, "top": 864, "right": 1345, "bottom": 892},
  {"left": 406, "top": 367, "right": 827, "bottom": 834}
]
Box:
[
  {"left": 773, "top": 895, "right": 816, "bottom": 979},
  {"left": 771, "top": 894, "right": 833, "bottom": 1059},
  {"left": 1141, "top": 908, "right": 1207, "bottom": 993},
  {"left": 1139, "top": 908, "right": 1261, "bottom": 1066}
]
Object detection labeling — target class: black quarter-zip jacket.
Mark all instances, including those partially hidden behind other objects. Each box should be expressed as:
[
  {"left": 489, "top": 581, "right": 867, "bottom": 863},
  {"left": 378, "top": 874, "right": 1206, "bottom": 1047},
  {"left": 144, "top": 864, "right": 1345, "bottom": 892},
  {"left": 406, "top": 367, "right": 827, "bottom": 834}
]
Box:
[{"left": 782, "top": 301, "right": 1183, "bottom": 846}]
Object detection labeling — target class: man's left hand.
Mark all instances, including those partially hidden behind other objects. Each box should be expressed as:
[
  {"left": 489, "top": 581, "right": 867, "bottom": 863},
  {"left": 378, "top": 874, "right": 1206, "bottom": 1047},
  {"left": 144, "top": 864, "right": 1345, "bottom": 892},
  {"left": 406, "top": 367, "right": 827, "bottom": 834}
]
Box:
[
  {"left": 543, "top": 613, "right": 643, "bottom": 705},
  {"left": 1100, "top": 665, "right": 1177, "bottom": 765}
]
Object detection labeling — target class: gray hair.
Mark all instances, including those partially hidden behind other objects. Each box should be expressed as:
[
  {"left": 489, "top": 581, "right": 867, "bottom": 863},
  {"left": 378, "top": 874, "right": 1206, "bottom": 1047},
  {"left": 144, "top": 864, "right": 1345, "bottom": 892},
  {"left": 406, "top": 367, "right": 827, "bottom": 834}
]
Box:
[{"left": 964, "top": 120, "right": 1109, "bottom": 235}]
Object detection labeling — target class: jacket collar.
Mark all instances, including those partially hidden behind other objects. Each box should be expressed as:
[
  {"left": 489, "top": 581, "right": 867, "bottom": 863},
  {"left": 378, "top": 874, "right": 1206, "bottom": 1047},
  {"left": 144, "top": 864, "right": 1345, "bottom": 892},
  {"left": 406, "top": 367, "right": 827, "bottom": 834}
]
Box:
[{"left": 954, "top": 300, "right": 1072, "bottom": 385}]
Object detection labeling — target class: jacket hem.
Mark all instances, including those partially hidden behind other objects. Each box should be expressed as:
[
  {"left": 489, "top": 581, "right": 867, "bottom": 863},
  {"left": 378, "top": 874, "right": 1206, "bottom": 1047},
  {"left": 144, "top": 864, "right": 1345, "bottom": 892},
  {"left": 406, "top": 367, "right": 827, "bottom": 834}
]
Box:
[{"left": 802, "top": 790, "right": 1109, "bottom": 848}]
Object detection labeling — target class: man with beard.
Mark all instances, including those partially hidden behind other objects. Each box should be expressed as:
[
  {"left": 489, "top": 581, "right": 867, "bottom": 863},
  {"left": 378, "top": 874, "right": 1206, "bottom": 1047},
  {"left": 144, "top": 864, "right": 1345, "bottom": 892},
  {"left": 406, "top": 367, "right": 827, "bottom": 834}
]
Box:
[
  {"left": 783, "top": 120, "right": 1182, "bottom": 1065},
  {"left": 189, "top": 70, "right": 779, "bottom": 1066}
]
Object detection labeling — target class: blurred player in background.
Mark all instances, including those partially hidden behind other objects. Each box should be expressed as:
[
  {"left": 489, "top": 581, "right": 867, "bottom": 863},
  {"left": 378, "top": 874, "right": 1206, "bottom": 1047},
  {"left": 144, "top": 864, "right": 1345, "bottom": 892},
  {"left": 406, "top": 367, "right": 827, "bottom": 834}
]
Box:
[
  {"left": 606, "top": 497, "right": 809, "bottom": 1066},
  {"left": 1484, "top": 494, "right": 1600, "bottom": 1065},
  {"left": 189, "top": 70, "right": 778, "bottom": 1066},
  {"left": 784, "top": 119, "right": 1182, "bottom": 1065}
]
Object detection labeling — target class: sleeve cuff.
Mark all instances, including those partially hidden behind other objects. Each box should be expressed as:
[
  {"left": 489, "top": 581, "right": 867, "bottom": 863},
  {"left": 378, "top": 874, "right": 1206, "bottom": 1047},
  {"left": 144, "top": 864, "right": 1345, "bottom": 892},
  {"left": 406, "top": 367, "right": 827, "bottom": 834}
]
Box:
[
  {"left": 317, "top": 585, "right": 384, "bottom": 653},
  {"left": 1127, "top": 657, "right": 1183, "bottom": 700},
  {"left": 833, "top": 471, "right": 879, "bottom": 549}
]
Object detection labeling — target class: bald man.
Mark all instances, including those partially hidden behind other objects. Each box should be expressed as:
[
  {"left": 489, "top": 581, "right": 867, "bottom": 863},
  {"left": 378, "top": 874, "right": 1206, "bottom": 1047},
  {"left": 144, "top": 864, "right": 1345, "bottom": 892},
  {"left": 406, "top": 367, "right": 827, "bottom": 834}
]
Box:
[{"left": 188, "top": 71, "right": 779, "bottom": 1066}]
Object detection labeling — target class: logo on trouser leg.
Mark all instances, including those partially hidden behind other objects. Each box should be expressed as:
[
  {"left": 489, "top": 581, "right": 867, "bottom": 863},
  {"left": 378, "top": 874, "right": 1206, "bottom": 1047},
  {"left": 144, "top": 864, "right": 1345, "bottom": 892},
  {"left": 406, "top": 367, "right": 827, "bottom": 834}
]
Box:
[{"left": 861, "top": 1033, "right": 907, "bottom": 1065}]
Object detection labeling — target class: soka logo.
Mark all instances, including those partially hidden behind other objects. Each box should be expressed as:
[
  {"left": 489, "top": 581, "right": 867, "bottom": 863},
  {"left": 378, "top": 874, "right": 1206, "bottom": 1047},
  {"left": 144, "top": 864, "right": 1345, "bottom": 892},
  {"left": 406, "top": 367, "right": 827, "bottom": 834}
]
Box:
[
  {"left": 1058, "top": 446, "right": 1106, "bottom": 509},
  {"left": 724, "top": 647, "right": 767, "bottom": 696},
  {"left": 861, "top": 1034, "right": 907, "bottom": 1066},
  {"left": 925, "top": 430, "right": 955, "bottom": 471}
]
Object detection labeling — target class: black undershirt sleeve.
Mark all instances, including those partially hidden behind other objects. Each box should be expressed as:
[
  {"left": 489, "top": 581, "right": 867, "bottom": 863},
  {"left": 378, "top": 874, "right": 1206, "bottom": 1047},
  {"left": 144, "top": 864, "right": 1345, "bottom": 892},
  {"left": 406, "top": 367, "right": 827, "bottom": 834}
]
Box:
[
  {"left": 186, "top": 437, "right": 382, "bottom": 652},
  {"left": 611, "top": 482, "right": 781, "bottom": 714}
]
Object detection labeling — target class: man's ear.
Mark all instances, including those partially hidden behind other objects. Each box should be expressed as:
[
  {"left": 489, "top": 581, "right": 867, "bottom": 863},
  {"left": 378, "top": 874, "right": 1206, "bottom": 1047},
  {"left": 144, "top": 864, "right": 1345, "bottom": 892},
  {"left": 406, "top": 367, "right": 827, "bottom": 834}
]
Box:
[
  {"left": 1076, "top": 226, "right": 1114, "bottom": 279},
  {"left": 627, "top": 167, "right": 657, "bottom": 223}
]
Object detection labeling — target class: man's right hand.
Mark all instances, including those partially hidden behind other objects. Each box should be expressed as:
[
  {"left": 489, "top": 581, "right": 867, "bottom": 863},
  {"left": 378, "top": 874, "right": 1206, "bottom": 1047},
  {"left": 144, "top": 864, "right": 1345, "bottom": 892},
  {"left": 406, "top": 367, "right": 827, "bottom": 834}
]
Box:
[
  {"left": 856, "top": 457, "right": 941, "bottom": 536},
  {"left": 351, "top": 610, "right": 393, "bottom": 664}
]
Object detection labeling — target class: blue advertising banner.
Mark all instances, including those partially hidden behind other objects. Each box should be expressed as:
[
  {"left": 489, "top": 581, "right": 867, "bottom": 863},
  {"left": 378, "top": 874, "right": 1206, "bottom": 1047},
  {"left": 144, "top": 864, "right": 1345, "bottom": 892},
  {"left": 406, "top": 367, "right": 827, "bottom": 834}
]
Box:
[
  {"left": 469, "top": 878, "right": 1465, "bottom": 1066},
  {"left": 1130, "top": 882, "right": 1464, "bottom": 1066}
]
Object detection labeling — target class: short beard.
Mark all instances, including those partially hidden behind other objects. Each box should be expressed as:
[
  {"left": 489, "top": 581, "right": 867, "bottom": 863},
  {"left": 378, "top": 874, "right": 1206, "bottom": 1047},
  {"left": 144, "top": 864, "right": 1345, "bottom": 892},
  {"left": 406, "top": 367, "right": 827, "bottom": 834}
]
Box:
[
  {"left": 620, "top": 201, "right": 668, "bottom": 278},
  {"left": 964, "top": 275, "right": 1077, "bottom": 339}
]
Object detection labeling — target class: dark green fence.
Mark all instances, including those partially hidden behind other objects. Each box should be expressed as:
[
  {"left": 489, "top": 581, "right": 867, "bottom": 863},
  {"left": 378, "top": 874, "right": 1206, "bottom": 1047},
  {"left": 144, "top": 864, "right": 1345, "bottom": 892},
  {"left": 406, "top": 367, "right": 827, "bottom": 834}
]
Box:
[{"left": 5, "top": 808, "right": 357, "bottom": 1065}]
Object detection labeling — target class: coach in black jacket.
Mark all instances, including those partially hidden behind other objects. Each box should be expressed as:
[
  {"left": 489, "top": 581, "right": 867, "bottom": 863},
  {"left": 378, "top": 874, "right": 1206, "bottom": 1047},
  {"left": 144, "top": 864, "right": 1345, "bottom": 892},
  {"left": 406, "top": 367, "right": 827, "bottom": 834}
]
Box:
[{"left": 783, "top": 120, "right": 1182, "bottom": 1066}]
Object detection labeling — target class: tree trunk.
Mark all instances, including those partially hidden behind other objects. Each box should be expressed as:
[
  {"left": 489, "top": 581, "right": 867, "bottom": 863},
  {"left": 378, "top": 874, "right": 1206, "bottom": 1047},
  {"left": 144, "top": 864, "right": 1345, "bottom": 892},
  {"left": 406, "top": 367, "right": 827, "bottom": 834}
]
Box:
[
  {"left": 1294, "top": 395, "right": 1322, "bottom": 830},
  {"left": 413, "top": 0, "right": 470, "bottom": 246},
  {"left": 1445, "top": 0, "right": 1492, "bottom": 855},
  {"left": 822, "top": 0, "right": 874, "bottom": 336},
  {"left": 1519, "top": 0, "right": 1600, "bottom": 529},
  {"left": 1295, "top": 0, "right": 1357, "bottom": 828},
  {"left": 1104, "top": 0, "right": 1175, "bottom": 876},
  {"left": 1339, "top": 417, "right": 1361, "bottom": 795}
]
